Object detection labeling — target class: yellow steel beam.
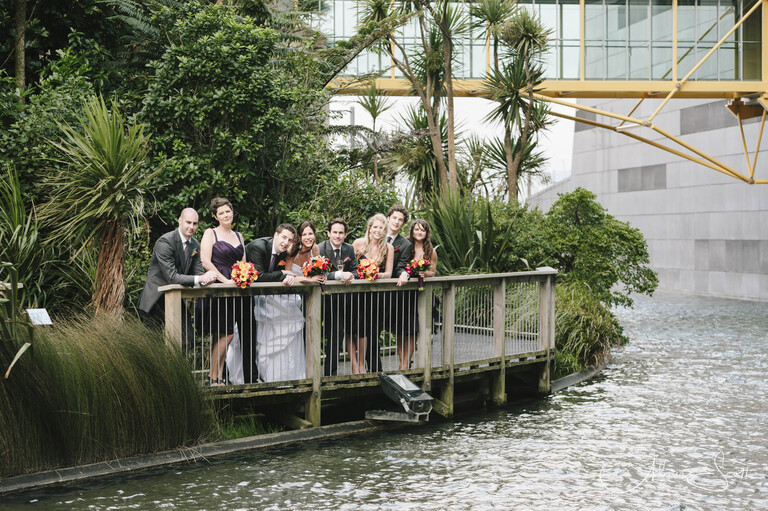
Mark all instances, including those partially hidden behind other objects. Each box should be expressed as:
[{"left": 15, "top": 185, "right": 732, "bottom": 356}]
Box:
[
  {"left": 764, "top": 0, "right": 768, "bottom": 85},
  {"left": 579, "top": 0, "right": 585, "bottom": 81},
  {"left": 751, "top": 111, "right": 766, "bottom": 181},
  {"left": 330, "top": 77, "right": 768, "bottom": 99},
  {"left": 672, "top": 0, "right": 678, "bottom": 81},
  {"left": 646, "top": 0, "right": 763, "bottom": 123},
  {"left": 550, "top": 111, "right": 748, "bottom": 181}
]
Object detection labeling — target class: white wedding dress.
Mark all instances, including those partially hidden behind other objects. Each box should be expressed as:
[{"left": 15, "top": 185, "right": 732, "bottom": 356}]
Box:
[{"left": 253, "top": 264, "right": 306, "bottom": 382}]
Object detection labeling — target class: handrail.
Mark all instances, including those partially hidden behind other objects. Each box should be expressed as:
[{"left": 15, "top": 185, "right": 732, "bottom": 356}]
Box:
[{"left": 160, "top": 269, "right": 557, "bottom": 425}]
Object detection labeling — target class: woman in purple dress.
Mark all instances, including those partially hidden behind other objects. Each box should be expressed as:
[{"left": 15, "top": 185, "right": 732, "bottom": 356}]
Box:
[{"left": 198, "top": 198, "right": 245, "bottom": 386}]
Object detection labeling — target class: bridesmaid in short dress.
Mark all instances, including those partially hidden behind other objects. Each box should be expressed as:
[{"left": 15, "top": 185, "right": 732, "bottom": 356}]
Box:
[
  {"left": 350, "top": 214, "right": 393, "bottom": 374},
  {"left": 198, "top": 197, "right": 244, "bottom": 386}
]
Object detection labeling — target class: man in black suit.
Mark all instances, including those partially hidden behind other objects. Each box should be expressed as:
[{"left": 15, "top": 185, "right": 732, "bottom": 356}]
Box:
[
  {"left": 377, "top": 204, "right": 415, "bottom": 371},
  {"left": 139, "top": 208, "right": 218, "bottom": 345},
  {"left": 240, "top": 223, "right": 297, "bottom": 382},
  {"left": 317, "top": 218, "right": 357, "bottom": 376}
]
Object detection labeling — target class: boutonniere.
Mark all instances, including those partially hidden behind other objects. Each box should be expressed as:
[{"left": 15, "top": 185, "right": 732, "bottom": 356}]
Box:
[
  {"left": 191, "top": 249, "right": 198, "bottom": 258},
  {"left": 394, "top": 247, "right": 401, "bottom": 253},
  {"left": 277, "top": 260, "right": 286, "bottom": 267},
  {"left": 343, "top": 256, "right": 351, "bottom": 263}
]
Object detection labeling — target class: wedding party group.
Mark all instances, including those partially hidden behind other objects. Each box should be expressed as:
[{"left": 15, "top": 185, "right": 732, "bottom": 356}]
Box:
[{"left": 138, "top": 199, "right": 438, "bottom": 386}]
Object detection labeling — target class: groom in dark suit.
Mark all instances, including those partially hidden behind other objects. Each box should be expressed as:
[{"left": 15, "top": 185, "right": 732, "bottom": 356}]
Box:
[
  {"left": 317, "top": 218, "right": 357, "bottom": 376},
  {"left": 139, "top": 208, "right": 218, "bottom": 344},
  {"left": 240, "top": 223, "right": 298, "bottom": 382}
]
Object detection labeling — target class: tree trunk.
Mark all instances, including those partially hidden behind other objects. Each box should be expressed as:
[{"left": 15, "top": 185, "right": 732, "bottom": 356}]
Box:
[
  {"left": 386, "top": 30, "right": 449, "bottom": 191},
  {"left": 504, "top": 125, "right": 517, "bottom": 202},
  {"left": 441, "top": 12, "right": 458, "bottom": 192},
  {"left": 14, "top": 0, "right": 25, "bottom": 93},
  {"left": 509, "top": 58, "right": 535, "bottom": 205},
  {"left": 94, "top": 221, "right": 126, "bottom": 316}
]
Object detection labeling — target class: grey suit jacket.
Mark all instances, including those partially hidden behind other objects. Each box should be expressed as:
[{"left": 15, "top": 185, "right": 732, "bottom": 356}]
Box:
[
  {"left": 318, "top": 240, "right": 358, "bottom": 279},
  {"left": 139, "top": 229, "right": 204, "bottom": 313},
  {"left": 390, "top": 234, "right": 413, "bottom": 278}
]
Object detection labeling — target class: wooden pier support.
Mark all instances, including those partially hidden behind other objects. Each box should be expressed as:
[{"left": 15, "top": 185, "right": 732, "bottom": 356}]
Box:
[
  {"left": 490, "top": 280, "right": 506, "bottom": 406},
  {"left": 304, "top": 287, "right": 322, "bottom": 427},
  {"left": 438, "top": 283, "right": 456, "bottom": 417}
]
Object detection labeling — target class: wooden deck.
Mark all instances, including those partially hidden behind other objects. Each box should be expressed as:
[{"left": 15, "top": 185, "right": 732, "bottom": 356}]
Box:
[{"left": 161, "top": 269, "right": 557, "bottom": 426}]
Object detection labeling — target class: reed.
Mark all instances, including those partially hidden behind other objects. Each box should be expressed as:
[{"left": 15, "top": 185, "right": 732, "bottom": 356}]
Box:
[{"left": 0, "top": 314, "right": 215, "bottom": 477}]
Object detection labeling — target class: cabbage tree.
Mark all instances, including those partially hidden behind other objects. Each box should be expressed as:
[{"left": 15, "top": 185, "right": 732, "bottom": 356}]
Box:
[{"left": 43, "top": 96, "right": 157, "bottom": 316}]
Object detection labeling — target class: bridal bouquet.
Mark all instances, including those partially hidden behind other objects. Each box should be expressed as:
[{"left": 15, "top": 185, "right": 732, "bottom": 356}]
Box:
[
  {"left": 356, "top": 258, "right": 379, "bottom": 281},
  {"left": 302, "top": 255, "right": 331, "bottom": 294},
  {"left": 231, "top": 261, "right": 258, "bottom": 288},
  {"left": 405, "top": 258, "right": 431, "bottom": 291}
]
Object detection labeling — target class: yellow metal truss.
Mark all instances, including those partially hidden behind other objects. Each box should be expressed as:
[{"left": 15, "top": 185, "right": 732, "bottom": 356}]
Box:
[{"left": 329, "top": 0, "right": 768, "bottom": 184}]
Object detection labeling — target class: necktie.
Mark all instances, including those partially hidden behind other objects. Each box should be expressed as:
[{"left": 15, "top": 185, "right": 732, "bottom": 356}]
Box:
[
  {"left": 334, "top": 248, "right": 341, "bottom": 267},
  {"left": 268, "top": 253, "right": 277, "bottom": 272},
  {"left": 386, "top": 235, "right": 392, "bottom": 244},
  {"left": 183, "top": 240, "right": 190, "bottom": 268}
]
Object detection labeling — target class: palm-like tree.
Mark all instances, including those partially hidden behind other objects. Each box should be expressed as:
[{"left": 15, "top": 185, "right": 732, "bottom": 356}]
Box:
[
  {"left": 484, "top": 9, "right": 551, "bottom": 203},
  {"left": 470, "top": 0, "right": 516, "bottom": 69},
  {"left": 356, "top": 81, "right": 393, "bottom": 182},
  {"left": 43, "top": 96, "right": 157, "bottom": 316}
]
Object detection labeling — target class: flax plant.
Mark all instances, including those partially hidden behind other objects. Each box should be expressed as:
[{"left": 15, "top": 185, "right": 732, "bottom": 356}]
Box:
[{"left": 42, "top": 95, "right": 158, "bottom": 316}]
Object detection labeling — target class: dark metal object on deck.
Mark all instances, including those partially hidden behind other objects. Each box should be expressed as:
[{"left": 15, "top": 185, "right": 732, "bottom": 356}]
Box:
[{"left": 365, "top": 373, "right": 433, "bottom": 422}]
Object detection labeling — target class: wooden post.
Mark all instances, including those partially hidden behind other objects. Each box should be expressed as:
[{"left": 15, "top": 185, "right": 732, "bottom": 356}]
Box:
[
  {"left": 304, "top": 286, "right": 322, "bottom": 427},
  {"left": 417, "top": 282, "right": 433, "bottom": 392},
  {"left": 164, "top": 288, "right": 183, "bottom": 348},
  {"left": 537, "top": 274, "right": 555, "bottom": 394},
  {"left": 491, "top": 279, "right": 506, "bottom": 406},
  {"left": 438, "top": 283, "right": 455, "bottom": 417}
]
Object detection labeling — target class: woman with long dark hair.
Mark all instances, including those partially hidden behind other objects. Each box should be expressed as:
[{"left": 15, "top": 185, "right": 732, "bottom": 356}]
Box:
[{"left": 399, "top": 219, "right": 438, "bottom": 370}]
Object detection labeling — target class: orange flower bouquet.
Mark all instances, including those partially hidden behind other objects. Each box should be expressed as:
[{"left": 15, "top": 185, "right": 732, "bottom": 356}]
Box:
[
  {"left": 405, "top": 259, "right": 431, "bottom": 291},
  {"left": 231, "top": 261, "right": 258, "bottom": 288},
  {"left": 356, "top": 258, "right": 379, "bottom": 281},
  {"left": 302, "top": 255, "right": 331, "bottom": 294}
]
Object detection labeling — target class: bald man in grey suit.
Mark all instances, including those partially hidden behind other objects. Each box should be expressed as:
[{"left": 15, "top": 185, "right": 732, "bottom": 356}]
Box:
[{"left": 139, "top": 208, "right": 217, "bottom": 342}]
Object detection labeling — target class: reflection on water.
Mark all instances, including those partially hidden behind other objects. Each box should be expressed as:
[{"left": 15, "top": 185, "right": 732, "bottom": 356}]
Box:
[{"left": 8, "top": 292, "right": 768, "bottom": 509}]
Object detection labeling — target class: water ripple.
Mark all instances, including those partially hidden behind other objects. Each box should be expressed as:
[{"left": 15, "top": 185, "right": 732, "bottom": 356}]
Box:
[{"left": 7, "top": 292, "right": 768, "bottom": 510}]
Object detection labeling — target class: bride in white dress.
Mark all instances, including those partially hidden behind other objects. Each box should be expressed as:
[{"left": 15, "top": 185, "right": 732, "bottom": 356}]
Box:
[{"left": 254, "top": 222, "right": 325, "bottom": 382}]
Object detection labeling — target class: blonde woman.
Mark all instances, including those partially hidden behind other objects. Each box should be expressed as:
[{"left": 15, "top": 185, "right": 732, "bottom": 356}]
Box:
[{"left": 348, "top": 214, "right": 394, "bottom": 374}]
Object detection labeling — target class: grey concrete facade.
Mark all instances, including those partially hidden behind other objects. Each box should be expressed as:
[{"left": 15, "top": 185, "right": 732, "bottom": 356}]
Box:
[{"left": 527, "top": 98, "right": 768, "bottom": 301}]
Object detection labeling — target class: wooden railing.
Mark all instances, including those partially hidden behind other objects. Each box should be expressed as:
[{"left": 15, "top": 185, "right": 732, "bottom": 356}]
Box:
[{"left": 160, "top": 268, "right": 556, "bottom": 426}]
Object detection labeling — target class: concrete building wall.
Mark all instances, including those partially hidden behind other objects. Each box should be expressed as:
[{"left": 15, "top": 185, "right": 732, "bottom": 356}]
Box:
[{"left": 527, "top": 98, "right": 768, "bottom": 301}]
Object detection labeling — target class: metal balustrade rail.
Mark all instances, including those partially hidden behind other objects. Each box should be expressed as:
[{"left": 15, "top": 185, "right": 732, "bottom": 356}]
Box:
[{"left": 160, "top": 268, "right": 556, "bottom": 425}]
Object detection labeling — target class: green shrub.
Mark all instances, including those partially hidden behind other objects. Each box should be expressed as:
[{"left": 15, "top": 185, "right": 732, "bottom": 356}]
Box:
[
  {"left": 553, "top": 282, "right": 627, "bottom": 379},
  {"left": 284, "top": 169, "right": 399, "bottom": 242},
  {"left": 545, "top": 187, "right": 658, "bottom": 307},
  {"left": 141, "top": 2, "right": 337, "bottom": 236},
  {"left": 0, "top": 307, "right": 214, "bottom": 477}
]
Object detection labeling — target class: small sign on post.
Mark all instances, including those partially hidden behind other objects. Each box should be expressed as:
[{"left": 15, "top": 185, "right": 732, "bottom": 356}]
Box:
[{"left": 26, "top": 309, "right": 52, "bottom": 326}]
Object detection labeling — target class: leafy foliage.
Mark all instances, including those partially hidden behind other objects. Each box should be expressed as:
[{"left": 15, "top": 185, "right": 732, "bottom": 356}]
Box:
[
  {"left": 140, "top": 2, "right": 337, "bottom": 235},
  {"left": 553, "top": 281, "right": 628, "bottom": 376},
  {"left": 544, "top": 188, "right": 658, "bottom": 307},
  {"left": 0, "top": 72, "right": 95, "bottom": 199},
  {"left": 284, "top": 169, "right": 399, "bottom": 241},
  {"left": 43, "top": 95, "right": 156, "bottom": 314}
]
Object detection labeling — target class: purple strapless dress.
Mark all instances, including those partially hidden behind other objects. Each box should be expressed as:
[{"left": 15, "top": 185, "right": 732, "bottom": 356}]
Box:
[{"left": 195, "top": 230, "right": 244, "bottom": 336}]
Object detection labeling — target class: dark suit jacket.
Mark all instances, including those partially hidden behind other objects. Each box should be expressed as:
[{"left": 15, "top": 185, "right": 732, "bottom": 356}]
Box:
[
  {"left": 318, "top": 240, "right": 358, "bottom": 279},
  {"left": 246, "top": 237, "right": 288, "bottom": 282},
  {"left": 139, "top": 229, "right": 204, "bottom": 313},
  {"left": 390, "top": 234, "right": 413, "bottom": 278}
]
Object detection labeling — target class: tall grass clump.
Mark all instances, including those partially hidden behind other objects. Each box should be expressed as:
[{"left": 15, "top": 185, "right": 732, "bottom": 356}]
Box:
[
  {"left": 553, "top": 282, "right": 628, "bottom": 379},
  {"left": 0, "top": 305, "right": 215, "bottom": 477}
]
